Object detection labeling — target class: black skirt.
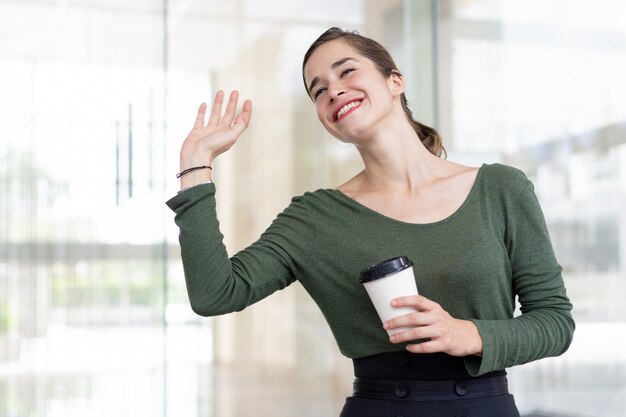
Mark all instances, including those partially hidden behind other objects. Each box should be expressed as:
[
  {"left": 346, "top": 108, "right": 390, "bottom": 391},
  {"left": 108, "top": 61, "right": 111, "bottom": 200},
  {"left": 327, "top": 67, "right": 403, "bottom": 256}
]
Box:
[{"left": 339, "top": 352, "right": 520, "bottom": 417}]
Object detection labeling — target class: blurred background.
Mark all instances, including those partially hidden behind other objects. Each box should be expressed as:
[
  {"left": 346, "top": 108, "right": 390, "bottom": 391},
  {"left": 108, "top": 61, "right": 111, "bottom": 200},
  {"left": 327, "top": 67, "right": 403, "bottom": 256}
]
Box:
[{"left": 1, "top": 0, "right": 625, "bottom": 416}]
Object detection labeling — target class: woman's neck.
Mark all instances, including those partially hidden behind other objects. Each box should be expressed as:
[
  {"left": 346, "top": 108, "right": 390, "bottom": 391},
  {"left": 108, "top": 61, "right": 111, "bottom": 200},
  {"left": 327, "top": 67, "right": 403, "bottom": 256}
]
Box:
[{"left": 352, "top": 120, "right": 448, "bottom": 193}]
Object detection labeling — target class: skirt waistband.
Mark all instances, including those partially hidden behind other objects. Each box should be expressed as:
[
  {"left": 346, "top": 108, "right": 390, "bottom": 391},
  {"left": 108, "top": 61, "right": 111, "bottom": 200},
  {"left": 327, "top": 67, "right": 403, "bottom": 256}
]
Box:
[
  {"left": 352, "top": 375, "right": 510, "bottom": 402},
  {"left": 352, "top": 351, "right": 505, "bottom": 380}
]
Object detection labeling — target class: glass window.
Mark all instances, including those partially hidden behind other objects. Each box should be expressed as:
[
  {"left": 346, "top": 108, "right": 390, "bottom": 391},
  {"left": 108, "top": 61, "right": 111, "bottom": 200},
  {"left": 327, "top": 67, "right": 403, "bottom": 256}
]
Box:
[{"left": 0, "top": 1, "right": 212, "bottom": 416}]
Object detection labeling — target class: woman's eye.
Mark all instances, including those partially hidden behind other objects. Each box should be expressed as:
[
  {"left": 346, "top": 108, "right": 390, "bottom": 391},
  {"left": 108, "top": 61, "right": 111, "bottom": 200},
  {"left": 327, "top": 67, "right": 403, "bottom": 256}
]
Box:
[
  {"left": 314, "top": 88, "right": 326, "bottom": 100},
  {"left": 341, "top": 68, "right": 355, "bottom": 77}
]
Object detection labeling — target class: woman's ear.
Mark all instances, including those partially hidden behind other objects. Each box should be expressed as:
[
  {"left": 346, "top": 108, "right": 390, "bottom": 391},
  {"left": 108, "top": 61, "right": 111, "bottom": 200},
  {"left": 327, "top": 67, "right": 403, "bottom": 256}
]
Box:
[{"left": 387, "top": 70, "right": 405, "bottom": 96}]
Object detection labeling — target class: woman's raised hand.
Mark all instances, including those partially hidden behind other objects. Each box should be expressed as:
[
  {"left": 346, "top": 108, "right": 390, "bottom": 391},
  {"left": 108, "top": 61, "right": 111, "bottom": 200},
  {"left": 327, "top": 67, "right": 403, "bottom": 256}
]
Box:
[
  {"left": 383, "top": 295, "right": 483, "bottom": 357},
  {"left": 179, "top": 90, "right": 252, "bottom": 187}
]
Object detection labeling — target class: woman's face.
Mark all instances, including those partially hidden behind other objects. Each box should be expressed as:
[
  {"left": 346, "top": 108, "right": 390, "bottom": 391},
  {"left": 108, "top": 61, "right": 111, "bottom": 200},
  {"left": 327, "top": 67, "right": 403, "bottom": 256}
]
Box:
[{"left": 303, "top": 39, "right": 403, "bottom": 142}]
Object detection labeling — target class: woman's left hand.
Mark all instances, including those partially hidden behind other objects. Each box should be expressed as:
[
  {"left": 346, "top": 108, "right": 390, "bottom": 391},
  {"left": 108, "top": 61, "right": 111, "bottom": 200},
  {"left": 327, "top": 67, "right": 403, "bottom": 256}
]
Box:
[{"left": 384, "top": 295, "right": 483, "bottom": 357}]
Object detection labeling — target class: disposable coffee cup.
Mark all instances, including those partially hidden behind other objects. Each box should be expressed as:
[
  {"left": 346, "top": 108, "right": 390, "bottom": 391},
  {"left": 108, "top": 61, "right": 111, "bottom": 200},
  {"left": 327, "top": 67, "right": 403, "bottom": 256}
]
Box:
[{"left": 360, "top": 256, "right": 419, "bottom": 336}]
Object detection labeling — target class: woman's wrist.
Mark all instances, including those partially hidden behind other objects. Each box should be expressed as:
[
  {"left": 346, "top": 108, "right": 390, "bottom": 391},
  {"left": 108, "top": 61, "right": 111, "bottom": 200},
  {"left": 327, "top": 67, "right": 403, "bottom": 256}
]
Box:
[
  {"left": 177, "top": 165, "right": 212, "bottom": 179},
  {"left": 179, "top": 151, "right": 215, "bottom": 190},
  {"left": 178, "top": 180, "right": 212, "bottom": 194},
  {"left": 179, "top": 147, "right": 214, "bottom": 169},
  {"left": 179, "top": 168, "right": 212, "bottom": 190},
  {"left": 463, "top": 320, "right": 483, "bottom": 357}
]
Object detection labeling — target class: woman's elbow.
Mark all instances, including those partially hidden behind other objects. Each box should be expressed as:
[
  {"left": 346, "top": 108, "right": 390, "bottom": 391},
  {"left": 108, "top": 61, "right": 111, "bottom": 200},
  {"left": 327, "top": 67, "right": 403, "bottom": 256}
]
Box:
[
  {"left": 189, "top": 301, "right": 216, "bottom": 317},
  {"left": 188, "top": 296, "right": 241, "bottom": 317},
  {"left": 556, "top": 312, "right": 576, "bottom": 355}
]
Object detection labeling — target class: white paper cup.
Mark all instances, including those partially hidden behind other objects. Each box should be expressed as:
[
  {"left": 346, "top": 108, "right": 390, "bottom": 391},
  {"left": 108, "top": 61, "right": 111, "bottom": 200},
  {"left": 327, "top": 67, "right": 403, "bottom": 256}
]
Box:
[{"left": 360, "top": 256, "right": 419, "bottom": 335}]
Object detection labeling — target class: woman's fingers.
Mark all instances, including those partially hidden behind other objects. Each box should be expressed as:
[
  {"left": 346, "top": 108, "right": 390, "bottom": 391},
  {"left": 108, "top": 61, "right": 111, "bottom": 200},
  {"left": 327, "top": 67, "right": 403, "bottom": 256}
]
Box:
[
  {"left": 406, "top": 340, "right": 441, "bottom": 354},
  {"left": 391, "top": 295, "right": 437, "bottom": 310},
  {"left": 194, "top": 102, "right": 207, "bottom": 128},
  {"left": 204, "top": 90, "right": 250, "bottom": 130},
  {"left": 389, "top": 325, "right": 439, "bottom": 344},
  {"left": 385, "top": 310, "right": 439, "bottom": 344},
  {"left": 233, "top": 99, "right": 252, "bottom": 128},
  {"left": 385, "top": 311, "right": 432, "bottom": 330},
  {"left": 384, "top": 295, "right": 451, "bottom": 349},
  {"left": 182, "top": 91, "right": 250, "bottom": 165},
  {"left": 207, "top": 90, "right": 225, "bottom": 126},
  {"left": 218, "top": 90, "right": 240, "bottom": 127},
  {"left": 383, "top": 296, "right": 435, "bottom": 334}
]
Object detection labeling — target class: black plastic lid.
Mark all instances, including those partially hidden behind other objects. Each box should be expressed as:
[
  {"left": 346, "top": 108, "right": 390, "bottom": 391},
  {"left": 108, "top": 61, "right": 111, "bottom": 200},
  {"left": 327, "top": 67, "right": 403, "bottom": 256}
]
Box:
[{"left": 359, "top": 256, "right": 414, "bottom": 283}]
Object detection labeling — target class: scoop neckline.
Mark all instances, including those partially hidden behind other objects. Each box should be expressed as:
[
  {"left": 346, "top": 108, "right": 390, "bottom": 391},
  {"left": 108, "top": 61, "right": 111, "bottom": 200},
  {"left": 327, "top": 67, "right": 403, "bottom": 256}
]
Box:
[{"left": 324, "top": 163, "right": 487, "bottom": 227}]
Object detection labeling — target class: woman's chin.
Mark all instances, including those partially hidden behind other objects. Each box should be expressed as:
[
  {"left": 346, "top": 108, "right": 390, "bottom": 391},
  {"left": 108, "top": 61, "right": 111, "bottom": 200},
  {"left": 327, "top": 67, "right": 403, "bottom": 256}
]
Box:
[{"left": 328, "top": 125, "right": 369, "bottom": 144}]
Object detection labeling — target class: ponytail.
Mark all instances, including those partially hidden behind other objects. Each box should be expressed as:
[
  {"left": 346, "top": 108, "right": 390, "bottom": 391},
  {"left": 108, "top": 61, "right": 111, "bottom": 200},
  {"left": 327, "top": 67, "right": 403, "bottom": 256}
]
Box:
[{"left": 400, "top": 93, "right": 446, "bottom": 158}]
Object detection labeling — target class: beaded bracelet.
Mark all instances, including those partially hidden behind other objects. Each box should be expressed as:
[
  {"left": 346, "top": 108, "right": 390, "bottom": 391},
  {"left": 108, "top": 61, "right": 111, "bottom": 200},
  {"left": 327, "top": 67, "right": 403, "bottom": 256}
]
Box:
[{"left": 176, "top": 165, "right": 212, "bottom": 178}]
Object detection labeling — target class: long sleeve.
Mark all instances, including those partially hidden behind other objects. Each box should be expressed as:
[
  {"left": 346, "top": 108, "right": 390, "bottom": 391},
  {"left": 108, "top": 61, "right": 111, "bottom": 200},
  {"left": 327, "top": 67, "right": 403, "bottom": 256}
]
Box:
[
  {"left": 465, "top": 172, "right": 575, "bottom": 376},
  {"left": 165, "top": 183, "right": 314, "bottom": 316}
]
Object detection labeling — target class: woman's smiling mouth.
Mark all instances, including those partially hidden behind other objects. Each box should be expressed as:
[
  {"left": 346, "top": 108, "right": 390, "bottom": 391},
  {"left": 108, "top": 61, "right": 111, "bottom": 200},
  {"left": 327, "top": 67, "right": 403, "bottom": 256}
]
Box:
[{"left": 334, "top": 99, "right": 363, "bottom": 122}]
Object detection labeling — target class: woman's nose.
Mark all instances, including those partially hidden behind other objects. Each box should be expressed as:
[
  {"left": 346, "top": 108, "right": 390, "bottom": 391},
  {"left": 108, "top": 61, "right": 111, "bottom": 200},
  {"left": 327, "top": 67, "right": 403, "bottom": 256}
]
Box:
[{"left": 329, "top": 88, "right": 346, "bottom": 103}]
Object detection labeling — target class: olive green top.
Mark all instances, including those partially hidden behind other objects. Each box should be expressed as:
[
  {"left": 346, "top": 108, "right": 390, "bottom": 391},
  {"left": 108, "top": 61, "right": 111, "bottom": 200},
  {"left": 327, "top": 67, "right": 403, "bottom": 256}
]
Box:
[{"left": 166, "top": 163, "right": 575, "bottom": 376}]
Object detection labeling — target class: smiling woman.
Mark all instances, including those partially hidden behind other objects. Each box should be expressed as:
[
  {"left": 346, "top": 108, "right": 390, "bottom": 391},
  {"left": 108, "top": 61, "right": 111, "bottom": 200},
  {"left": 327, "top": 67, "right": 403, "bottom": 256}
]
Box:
[
  {"left": 166, "top": 26, "right": 574, "bottom": 417},
  {"left": 302, "top": 28, "right": 445, "bottom": 157}
]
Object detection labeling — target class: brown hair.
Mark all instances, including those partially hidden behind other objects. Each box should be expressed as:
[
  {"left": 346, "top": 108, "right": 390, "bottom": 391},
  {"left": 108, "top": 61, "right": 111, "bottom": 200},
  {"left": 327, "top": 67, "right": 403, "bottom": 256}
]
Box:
[{"left": 302, "top": 27, "right": 445, "bottom": 158}]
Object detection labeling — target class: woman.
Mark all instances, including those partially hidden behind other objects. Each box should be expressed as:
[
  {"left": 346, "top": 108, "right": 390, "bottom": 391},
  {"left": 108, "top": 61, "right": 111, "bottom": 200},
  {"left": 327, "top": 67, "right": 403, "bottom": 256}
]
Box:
[{"left": 167, "top": 27, "right": 575, "bottom": 417}]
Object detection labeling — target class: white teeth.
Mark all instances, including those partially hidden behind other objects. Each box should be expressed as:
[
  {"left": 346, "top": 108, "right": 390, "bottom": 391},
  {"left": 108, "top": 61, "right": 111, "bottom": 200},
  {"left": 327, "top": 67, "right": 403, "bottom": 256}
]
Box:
[{"left": 336, "top": 100, "right": 362, "bottom": 119}]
